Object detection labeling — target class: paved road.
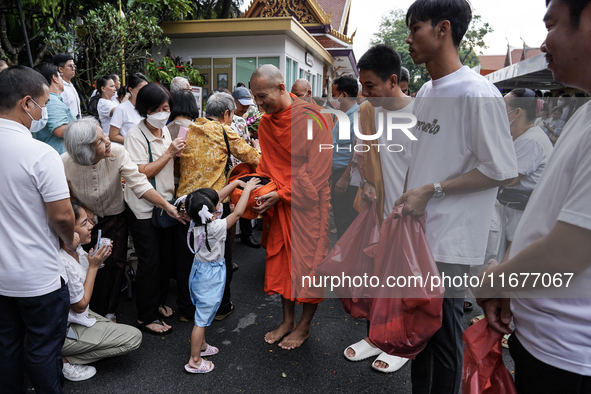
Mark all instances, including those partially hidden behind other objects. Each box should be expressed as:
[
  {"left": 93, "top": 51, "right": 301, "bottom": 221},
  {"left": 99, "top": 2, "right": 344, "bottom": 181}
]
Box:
[{"left": 62, "top": 227, "right": 515, "bottom": 394}]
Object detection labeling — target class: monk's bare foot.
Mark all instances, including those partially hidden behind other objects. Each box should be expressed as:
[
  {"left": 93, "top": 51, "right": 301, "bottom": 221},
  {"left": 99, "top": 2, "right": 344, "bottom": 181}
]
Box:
[
  {"left": 278, "top": 327, "right": 310, "bottom": 350},
  {"left": 345, "top": 337, "right": 377, "bottom": 358},
  {"left": 264, "top": 321, "right": 294, "bottom": 344}
]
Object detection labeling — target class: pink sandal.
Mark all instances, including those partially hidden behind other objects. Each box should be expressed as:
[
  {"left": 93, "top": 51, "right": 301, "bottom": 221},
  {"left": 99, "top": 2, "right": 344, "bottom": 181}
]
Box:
[
  {"left": 184, "top": 360, "right": 215, "bottom": 374},
  {"left": 200, "top": 344, "right": 219, "bottom": 357}
]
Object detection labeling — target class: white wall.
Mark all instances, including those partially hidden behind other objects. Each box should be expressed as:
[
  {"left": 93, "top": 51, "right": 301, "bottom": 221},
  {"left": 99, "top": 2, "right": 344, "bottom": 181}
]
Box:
[{"left": 156, "top": 34, "right": 327, "bottom": 89}]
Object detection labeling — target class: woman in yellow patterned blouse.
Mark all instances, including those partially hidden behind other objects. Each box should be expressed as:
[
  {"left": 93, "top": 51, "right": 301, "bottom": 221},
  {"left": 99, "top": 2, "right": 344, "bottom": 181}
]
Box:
[{"left": 175, "top": 92, "right": 260, "bottom": 321}]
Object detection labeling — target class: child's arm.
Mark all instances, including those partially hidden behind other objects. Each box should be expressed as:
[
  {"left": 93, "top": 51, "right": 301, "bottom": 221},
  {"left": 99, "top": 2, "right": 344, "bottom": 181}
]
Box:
[
  {"left": 70, "top": 244, "right": 112, "bottom": 314},
  {"left": 217, "top": 180, "right": 243, "bottom": 202},
  {"left": 224, "top": 178, "right": 261, "bottom": 229}
]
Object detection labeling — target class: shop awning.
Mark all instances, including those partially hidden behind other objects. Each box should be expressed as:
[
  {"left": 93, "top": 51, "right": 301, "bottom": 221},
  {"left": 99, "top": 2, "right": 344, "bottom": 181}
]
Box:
[{"left": 485, "top": 53, "right": 567, "bottom": 90}]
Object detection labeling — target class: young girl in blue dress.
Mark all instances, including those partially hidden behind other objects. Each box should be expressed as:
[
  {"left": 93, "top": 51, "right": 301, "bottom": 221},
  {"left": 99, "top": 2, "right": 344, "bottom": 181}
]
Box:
[{"left": 182, "top": 177, "right": 260, "bottom": 374}]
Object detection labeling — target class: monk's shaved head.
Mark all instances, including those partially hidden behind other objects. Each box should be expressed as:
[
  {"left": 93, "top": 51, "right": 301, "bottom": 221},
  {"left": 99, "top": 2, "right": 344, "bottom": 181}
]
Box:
[
  {"left": 291, "top": 78, "right": 311, "bottom": 92},
  {"left": 291, "top": 78, "right": 312, "bottom": 102},
  {"left": 250, "top": 64, "right": 291, "bottom": 114},
  {"left": 251, "top": 64, "right": 284, "bottom": 89}
]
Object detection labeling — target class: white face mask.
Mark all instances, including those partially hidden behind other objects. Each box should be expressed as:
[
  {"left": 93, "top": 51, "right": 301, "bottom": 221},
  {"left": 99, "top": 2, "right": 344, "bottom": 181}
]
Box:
[
  {"left": 329, "top": 93, "right": 343, "bottom": 110},
  {"left": 507, "top": 108, "right": 518, "bottom": 127},
  {"left": 146, "top": 111, "right": 170, "bottom": 129},
  {"left": 26, "top": 99, "right": 49, "bottom": 133}
]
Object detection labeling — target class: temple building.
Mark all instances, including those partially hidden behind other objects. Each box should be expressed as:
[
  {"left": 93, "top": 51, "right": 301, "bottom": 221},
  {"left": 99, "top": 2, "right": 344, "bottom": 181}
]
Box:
[{"left": 160, "top": 0, "right": 357, "bottom": 97}]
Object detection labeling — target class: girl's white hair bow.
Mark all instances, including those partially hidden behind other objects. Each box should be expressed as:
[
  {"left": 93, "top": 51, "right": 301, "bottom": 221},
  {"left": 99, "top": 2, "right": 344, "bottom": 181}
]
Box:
[{"left": 198, "top": 205, "right": 213, "bottom": 223}]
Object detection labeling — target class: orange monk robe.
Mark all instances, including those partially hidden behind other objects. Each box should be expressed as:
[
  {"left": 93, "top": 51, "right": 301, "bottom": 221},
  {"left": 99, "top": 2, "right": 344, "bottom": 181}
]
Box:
[{"left": 257, "top": 94, "right": 333, "bottom": 304}]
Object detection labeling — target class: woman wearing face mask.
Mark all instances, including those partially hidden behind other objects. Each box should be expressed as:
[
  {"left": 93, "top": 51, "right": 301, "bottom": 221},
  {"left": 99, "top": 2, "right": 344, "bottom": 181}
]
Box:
[
  {"left": 62, "top": 117, "right": 182, "bottom": 323},
  {"left": 109, "top": 73, "right": 149, "bottom": 144},
  {"left": 556, "top": 93, "right": 571, "bottom": 121},
  {"left": 124, "top": 83, "right": 186, "bottom": 335}
]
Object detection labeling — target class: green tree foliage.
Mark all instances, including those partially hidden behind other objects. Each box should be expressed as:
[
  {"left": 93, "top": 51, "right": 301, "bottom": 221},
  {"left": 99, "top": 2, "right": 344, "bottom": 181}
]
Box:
[
  {"left": 145, "top": 56, "right": 204, "bottom": 89},
  {"left": 189, "top": 0, "right": 243, "bottom": 20},
  {"left": 370, "top": 9, "right": 493, "bottom": 93},
  {"left": 46, "top": 4, "right": 171, "bottom": 101}
]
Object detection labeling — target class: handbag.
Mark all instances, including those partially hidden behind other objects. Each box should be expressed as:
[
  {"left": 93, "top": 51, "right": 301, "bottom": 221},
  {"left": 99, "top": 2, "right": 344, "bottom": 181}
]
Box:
[
  {"left": 140, "top": 130, "right": 178, "bottom": 229},
  {"left": 496, "top": 187, "right": 532, "bottom": 211}
]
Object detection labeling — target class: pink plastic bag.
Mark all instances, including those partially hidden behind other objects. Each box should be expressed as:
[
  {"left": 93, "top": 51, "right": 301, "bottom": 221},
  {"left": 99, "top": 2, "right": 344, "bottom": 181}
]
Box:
[
  {"left": 462, "top": 319, "right": 517, "bottom": 394},
  {"left": 314, "top": 199, "right": 380, "bottom": 319},
  {"left": 367, "top": 205, "right": 444, "bottom": 359}
]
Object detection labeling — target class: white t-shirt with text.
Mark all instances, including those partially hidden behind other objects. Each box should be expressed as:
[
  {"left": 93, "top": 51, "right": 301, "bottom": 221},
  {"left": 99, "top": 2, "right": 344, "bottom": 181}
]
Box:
[{"left": 408, "top": 66, "right": 518, "bottom": 265}]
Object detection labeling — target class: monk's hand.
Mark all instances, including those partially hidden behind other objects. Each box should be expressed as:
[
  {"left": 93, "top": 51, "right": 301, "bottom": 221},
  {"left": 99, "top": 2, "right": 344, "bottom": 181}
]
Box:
[
  {"left": 362, "top": 182, "right": 376, "bottom": 202},
  {"left": 253, "top": 191, "right": 280, "bottom": 214},
  {"left": 395, "top": 184, "right": 433, "bottom": 217},
  {"left": 335, "top": 175, "right": 349, "bottom": 195},
  {"left": 252, "top": 139, "right": 261, "bottom": 151}
]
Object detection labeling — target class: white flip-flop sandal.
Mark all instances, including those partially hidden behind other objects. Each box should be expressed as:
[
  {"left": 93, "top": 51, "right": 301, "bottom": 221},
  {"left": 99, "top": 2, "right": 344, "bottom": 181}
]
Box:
[
  {"left": 344, "top": 339, "right": 383, "bottom": 361},
  {"left": 372, "top": 352, "right": 409, "bottom": 373}
]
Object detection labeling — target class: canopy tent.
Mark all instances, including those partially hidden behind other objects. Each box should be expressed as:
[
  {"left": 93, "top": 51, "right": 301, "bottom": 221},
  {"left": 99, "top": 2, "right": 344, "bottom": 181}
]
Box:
[{"left": 485, "top": 53, "right": 568, "bottom": 91}]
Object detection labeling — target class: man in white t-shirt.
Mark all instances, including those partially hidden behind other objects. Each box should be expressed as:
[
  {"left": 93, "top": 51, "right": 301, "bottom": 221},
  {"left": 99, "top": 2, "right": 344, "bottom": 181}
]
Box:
[
  {"left": 343, "top": 44, "right": 415, "bottom": 374},
  {"left": 54, "top": 53, "right": 81, "bottom": 118},
  {"left": 0, "top": 66, "right": 77, "bottom": 393},
  {"left": 397, "top": 1, "right": 518, "bottom": 392},
  {"left": 478, "top": 1, "right": 591, "bottom": 392}
]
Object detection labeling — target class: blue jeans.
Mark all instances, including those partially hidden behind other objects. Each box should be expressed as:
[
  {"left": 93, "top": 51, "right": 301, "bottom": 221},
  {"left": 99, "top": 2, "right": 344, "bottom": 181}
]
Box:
[{"left": 0, "top": 279, "right": 69, "bottom": 394}]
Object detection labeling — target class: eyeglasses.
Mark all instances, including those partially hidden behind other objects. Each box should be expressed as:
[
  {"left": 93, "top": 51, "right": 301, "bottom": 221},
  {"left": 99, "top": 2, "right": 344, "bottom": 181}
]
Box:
[{"left": 66, "top": 64, "right": 76, "bottom": 69}]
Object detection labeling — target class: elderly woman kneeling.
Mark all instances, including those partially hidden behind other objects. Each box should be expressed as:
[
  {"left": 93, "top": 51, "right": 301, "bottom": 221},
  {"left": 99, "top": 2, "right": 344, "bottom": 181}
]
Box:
[{"left": 62, "top": 117, "right": 181, "bottom": 321}]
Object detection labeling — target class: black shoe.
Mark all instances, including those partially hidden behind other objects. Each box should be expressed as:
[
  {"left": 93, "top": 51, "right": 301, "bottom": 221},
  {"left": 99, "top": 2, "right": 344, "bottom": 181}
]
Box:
[
  {"left": 214, "top": 303, "right": 234, "bottom": 321},
  {"left": 241, "top": 235, "right": 261, "bottom": 248},
  {"left": 232, "top": 263, "right": 239, "bottom": 272}
]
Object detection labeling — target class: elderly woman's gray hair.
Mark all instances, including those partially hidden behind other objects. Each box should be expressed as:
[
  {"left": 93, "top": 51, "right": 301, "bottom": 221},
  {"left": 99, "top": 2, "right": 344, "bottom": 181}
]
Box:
[
  {"left": 206, "top": 92, "right": 236, "bottom": 119},
  {"left": 64, "top": 117, "right": 100, "bottom": 166},
  {"left": 170, "top": 76, "right": 190, "bottom": 93}
]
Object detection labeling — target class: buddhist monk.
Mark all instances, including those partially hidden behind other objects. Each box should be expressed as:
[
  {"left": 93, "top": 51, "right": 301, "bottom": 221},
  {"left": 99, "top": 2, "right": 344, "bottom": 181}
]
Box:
[
  {"left": 251, "top": 65, "right": 333, "bottom": 349},
  {"left": 290, "top": 78, "right": 313, "bottom": 103}
]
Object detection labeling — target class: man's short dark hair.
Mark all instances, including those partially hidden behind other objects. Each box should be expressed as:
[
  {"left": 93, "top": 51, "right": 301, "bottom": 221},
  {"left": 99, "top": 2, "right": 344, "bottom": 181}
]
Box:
[
  {"left": 0, "top": 66, "right": 48, "bottom": 113},
  {"left": 406, "top": 0, "right": 472, "bottom": 48},
  {"left": 170, "top": 91, "right": 199, "bottom": 120},
  {"left": 332, "top": 75, "right": 359, "bottom": 98},
  {"left": 547, "top": 0, "right": 591, "bottom": 29},
  {"left": 357, "top": 44, "right": 402, "bottom": 83},
  {"left": 34, "top": 63, "right": 59, "bottom": 86},
  {"left": 135, "top": 83, "right": 173, "bottom": 118},
  {"left": 53, "top": 53, "right": 74, "bottom": 68}
]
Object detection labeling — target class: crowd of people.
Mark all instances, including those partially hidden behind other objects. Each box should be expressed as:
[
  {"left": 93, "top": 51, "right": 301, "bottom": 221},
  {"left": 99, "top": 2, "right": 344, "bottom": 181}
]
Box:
[{"left": 1, "top": 0, "right": 591, "bottom": 393}]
